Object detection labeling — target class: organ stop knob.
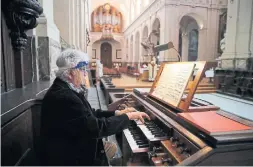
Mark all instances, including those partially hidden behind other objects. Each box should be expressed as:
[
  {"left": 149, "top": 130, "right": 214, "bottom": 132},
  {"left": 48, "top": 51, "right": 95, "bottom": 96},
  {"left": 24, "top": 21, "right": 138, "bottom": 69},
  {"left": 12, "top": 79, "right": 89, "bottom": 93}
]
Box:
[
  {"left": 170, "top": 137, "right": 179, "bottom": 143},
  {"left": 161, "top": 157, "right": 172, "bottom": 164},
  {"left": 153, "top": 146, "right": 163, "bottom": 152}
]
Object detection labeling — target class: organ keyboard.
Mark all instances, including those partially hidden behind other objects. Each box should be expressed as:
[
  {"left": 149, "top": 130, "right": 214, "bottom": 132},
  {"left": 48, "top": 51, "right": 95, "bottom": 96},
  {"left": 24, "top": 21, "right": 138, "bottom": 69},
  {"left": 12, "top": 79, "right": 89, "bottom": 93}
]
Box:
[{"left": 108, "top": 62, "right": 253, "bottom": 166}]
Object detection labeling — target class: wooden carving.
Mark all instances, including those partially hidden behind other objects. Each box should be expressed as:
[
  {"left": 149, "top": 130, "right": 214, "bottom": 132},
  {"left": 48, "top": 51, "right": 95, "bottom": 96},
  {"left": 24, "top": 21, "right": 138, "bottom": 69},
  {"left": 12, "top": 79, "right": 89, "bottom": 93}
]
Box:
[{"left": 2, "top": 0, "right": 43, "bottom": 51}]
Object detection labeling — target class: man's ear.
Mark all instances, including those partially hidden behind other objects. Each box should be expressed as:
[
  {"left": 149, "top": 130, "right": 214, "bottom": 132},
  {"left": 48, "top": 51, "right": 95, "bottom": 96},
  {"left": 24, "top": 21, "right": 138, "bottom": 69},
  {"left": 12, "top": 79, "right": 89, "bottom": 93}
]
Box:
[{"left": 68, "top": 70, "right": 77, "bottom": 80}]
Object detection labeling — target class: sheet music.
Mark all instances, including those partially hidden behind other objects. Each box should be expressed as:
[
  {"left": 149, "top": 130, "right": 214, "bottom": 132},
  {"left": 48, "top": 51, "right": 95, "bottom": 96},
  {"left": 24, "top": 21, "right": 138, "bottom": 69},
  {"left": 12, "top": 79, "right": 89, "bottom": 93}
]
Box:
[{"left": 152, "top": 63, "right": 195, "bottom": 107}]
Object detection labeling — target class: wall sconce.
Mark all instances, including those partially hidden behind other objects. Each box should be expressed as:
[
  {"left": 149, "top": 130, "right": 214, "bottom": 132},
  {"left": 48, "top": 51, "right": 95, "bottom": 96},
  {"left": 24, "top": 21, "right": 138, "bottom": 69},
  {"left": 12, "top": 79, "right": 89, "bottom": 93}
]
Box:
[{"left": 230, "top": 0, "right": 234, "bottom": 4}]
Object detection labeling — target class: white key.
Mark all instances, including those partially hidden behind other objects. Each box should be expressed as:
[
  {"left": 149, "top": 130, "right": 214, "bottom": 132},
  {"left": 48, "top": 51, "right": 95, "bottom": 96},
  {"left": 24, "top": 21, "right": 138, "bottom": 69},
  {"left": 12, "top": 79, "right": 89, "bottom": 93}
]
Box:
[
  {"left": 123, "top": 129, "right": 149, "bottom": 153},
  {"left": 138, "top": 124, "right": 155, "bottom": 139}
]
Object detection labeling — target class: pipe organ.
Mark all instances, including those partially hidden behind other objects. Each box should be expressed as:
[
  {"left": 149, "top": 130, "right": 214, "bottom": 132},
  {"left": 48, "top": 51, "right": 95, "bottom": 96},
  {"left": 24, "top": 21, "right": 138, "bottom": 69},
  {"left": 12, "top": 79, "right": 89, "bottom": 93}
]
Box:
[{"left": 107, "top": 62, "right": 253, "bottom": 166}]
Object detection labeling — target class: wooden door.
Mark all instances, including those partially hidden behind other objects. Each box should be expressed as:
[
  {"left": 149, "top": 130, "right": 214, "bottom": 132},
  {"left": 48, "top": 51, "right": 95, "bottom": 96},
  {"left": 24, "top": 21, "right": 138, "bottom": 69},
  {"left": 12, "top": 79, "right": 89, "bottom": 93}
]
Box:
[{"left": 100, "top": 42, "right": 112, "bottom": 68}]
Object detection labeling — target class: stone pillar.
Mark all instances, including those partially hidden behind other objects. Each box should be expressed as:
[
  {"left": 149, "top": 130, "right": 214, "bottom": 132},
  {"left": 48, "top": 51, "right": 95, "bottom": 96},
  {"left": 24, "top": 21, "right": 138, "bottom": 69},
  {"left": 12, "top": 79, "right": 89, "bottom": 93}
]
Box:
[
  {"left": 133, "top": 37, "right": 136, "bottom": 63},
  {"left": 80, "top": 0, "right": 85, "bottom": 51},
  {"left": 76, "top": 0, "right": 80, "bottom": 49},
  {"left": 71, "top": 0, "right": 76, "bottom": 47},
  {"left": 198, "top": 28, "right": 207, "bottom": 61},
  {"left": 127, "top": 40, "right": 130, "bottom": 62},
  {"left": 159, "top": 26, "right": 165, "bottom": 62},
  {"left": 205, "top": 8, "right": 220, "bottom": 61},
  {"left": 54, "top": 0, "right": 71, "bottom": 47},
  {"left": 36, "top": 0, "right": 61, "bottom": 81},
  {"left": 130, "top": 40, "right": 133, "bottom": 63},
  {"left": 221, "top": 0, "right": 253, "bottom": 69},
  {"left": 181, "top": 33, "right": 189, "bottom": 61}
]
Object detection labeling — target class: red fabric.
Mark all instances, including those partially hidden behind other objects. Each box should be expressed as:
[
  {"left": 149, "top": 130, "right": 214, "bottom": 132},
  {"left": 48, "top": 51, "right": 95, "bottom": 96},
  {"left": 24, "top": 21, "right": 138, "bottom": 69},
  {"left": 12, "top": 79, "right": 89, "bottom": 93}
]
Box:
[{"left": 178, "top": 111, "right": 251, "bottom": 134}]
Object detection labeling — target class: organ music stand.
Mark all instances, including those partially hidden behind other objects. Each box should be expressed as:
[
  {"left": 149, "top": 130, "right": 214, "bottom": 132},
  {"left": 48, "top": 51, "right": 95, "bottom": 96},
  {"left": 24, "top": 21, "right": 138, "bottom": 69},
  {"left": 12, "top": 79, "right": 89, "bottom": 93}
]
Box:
[{"left": 149, "top": 61, "right": 208, "bottom": 112}]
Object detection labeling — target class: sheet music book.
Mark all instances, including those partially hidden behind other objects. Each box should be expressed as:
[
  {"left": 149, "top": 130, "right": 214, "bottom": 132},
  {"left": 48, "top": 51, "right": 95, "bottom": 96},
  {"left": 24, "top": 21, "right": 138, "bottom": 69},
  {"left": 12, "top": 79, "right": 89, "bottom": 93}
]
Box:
[{"left": 151, "top": 63, "right": 195, "bottom": 107}]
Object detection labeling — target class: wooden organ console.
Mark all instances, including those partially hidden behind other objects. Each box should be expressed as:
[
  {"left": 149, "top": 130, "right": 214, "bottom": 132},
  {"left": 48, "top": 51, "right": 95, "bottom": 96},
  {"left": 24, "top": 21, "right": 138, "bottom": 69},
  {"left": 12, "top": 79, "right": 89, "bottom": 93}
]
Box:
[{"left": 108, "top": 62, "right": 253, "bottom": 166}]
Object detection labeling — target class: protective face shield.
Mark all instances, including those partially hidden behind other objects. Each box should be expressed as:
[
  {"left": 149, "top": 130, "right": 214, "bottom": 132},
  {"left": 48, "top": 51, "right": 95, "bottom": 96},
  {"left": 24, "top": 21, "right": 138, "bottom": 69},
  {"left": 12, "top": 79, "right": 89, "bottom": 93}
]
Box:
[{"left": 74, "top": 61, "right": 89, "bottom": 72}]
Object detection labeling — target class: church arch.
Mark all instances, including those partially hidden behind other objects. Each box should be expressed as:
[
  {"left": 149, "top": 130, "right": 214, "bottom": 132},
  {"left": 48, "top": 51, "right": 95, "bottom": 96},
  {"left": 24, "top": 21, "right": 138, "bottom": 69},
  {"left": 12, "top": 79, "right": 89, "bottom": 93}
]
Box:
[
  {"left": 179, "top": 14, "right": 202, "bottom": 61},
  {"left": 178, "top": 13, "right": 205, "bottom": 29},
  {"left": 100, "top": 42, "right": 112, "bottom": 67}
]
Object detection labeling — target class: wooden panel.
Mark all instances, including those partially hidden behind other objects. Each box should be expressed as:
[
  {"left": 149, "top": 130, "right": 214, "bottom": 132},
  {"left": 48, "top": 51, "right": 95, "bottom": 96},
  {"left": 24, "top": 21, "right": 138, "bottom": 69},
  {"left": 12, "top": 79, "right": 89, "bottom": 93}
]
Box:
[
  {"left": 198, "top": 149, "right": 253, "bottom": 165},
  {"left": 160, "top": 140, "right": 184, "bottom": 163},
  {"left": 1, "top": 38, "right": 6, "bottom": 92},
  {"left": 1, "top": 109, "right": 33, "bottom": 166},
  {"left": 23, "top": 37, "right": 34, "bottom": 85},
  {"left": 1, "top": 13, "right": 16, "bottom": 92}
]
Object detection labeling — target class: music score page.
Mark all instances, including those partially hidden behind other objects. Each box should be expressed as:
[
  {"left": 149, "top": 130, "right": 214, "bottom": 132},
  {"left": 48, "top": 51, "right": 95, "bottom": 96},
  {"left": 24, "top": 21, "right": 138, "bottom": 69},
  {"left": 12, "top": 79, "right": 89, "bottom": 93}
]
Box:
[{"left": 152, "top": 63, "right": 195, "bottom": 107}]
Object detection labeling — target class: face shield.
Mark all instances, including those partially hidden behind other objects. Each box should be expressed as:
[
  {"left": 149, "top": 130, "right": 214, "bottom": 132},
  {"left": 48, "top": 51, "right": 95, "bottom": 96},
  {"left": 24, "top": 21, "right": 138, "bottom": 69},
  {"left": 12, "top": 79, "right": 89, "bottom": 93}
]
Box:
[{"left": 74, "top": 61, "right": 89, "bottom": 72}]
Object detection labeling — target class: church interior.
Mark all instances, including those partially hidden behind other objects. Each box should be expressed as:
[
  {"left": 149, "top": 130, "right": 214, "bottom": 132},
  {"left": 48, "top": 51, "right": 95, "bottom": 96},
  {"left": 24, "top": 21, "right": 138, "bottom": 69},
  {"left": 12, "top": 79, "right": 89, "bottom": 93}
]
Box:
[{"left": 1, "top": 0, "right": 253, "bottom": 166}]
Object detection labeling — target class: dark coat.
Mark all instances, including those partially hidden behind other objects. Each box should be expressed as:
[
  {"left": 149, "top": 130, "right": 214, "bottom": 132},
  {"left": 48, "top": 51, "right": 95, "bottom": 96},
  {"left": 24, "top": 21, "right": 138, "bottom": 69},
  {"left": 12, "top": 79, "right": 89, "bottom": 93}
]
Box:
[{"left": 40, "top": 78, "right": 130, "bottom": 166}]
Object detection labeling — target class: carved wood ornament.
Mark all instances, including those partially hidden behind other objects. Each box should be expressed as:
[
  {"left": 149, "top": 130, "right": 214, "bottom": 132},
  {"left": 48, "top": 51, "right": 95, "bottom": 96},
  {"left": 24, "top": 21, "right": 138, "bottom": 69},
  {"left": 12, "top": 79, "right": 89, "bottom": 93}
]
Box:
[{"left": 2, "top": 0, "right": 43, "bottom": 51}]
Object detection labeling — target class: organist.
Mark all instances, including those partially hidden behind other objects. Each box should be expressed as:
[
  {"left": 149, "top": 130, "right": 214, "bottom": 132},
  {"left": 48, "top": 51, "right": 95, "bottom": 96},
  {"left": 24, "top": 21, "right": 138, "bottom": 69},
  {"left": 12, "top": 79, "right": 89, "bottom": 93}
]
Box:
[{"left": 40, "top": 49, "right": 150, "bottom": 166}]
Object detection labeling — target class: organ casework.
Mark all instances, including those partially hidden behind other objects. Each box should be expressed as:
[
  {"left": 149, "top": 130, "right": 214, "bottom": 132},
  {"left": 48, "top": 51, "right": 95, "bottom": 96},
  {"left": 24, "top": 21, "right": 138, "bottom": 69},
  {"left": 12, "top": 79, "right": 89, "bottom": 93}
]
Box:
[{"left": 107, "top": 61, "right": 253, "bottom": 166}]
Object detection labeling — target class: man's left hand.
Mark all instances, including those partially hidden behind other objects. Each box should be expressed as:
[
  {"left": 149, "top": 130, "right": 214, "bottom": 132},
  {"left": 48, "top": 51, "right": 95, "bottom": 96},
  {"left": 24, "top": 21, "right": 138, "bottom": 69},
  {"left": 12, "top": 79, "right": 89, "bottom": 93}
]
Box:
[{"left": 115, "top": 107, "right": 136, "bottom": 116}]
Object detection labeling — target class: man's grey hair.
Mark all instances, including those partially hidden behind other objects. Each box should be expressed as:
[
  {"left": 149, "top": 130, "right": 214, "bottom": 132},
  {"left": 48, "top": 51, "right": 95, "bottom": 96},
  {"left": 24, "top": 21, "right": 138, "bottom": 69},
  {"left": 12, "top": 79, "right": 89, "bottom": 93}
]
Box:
[{"left": 55, "top": 49, "right": 89, "bottom": 77}]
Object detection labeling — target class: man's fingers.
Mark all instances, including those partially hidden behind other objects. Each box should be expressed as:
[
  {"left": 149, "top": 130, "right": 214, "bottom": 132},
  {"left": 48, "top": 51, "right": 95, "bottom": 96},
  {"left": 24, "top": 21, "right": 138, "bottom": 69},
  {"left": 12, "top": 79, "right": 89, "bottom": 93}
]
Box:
[
  {"left": 129, "top": 107, "right": 136, "bottom": 112},
  {"left": 142, "top": 113, "right": 151, "bottom": 120},
  {"left": 139, "top": 115, "right": 144, "bottom": 124}
]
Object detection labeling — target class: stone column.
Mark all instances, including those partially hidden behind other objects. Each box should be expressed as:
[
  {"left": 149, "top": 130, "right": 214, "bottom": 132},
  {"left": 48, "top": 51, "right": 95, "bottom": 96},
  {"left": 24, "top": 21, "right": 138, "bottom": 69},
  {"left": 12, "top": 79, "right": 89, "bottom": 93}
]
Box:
[
  {"left": 205, "top": 8, "right": 220, "bottom": 61},
  {"left": 80, "top": 0, "right": 85, "bottom": 51},
  {"left": 181, "top": 33, "right": 189, "bottom": 61},
  {"left": 36, "top": 0, "right": 61, "bottom": 81},
  {"left": 71, "top": 0, "right": 76, "bottom": 47},
  {"left": 76, "top": 0, "right": 80, "bottom": 49},
  {"left": 133, "top": 37, "right": 136, "bottom": 64},
  {"left": 127, "top": 39, "right": 130, "bottom": 63},
  {"left": 197, "top": 28, "right": 207, "bottom": 61},
  {"left": 221, "top": 0, "right": 253, "bottom": 69},
  {"left": 54, "top": 0, "right": 71, "bottom": 47}
]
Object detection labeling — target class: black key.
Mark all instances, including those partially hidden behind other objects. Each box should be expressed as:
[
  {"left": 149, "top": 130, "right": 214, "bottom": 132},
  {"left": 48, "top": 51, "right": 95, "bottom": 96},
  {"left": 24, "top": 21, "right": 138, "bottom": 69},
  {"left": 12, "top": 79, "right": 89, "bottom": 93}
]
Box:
[
  {"left": 136, "top": 141, "right": 146, "bottom": 145},
  {"left": 133, "top": 136, "right": 142, "bottom": 139},
  {"left": 154, "top": 134, "right": 165, "bottom": 137},
  {"left": 138, "top": 144, "right": 149, "bottom": 148},
  {"left": 152, "top": 132, "right": 164, "bottom": 135},
  {"left": 149, "top": 130, "right": 159, "bottom": 133}
]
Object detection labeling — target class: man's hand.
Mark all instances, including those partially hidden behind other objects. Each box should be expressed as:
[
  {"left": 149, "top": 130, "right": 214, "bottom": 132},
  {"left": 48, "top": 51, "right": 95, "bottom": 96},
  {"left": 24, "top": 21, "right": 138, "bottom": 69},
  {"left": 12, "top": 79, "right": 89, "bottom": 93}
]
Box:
[
  {"left": 115, "top": 107, "right": 136, "bottom": 116},
  {"left": 126, "top": 112, "right": 150, "bottom": 124}
]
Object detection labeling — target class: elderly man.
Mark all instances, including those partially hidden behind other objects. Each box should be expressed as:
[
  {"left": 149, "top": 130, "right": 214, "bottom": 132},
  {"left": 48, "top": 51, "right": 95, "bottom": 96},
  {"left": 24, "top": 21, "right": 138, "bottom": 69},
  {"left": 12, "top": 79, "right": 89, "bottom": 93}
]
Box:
[{"left": 40, "top": 49, "right": 150, "bottom": 166}]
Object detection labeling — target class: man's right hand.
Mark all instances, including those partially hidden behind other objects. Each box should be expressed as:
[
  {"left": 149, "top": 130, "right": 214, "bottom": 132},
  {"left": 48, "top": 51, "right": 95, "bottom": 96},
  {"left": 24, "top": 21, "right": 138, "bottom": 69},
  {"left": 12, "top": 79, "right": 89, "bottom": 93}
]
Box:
[{"left": 126, "top": 112, "right": 150, "bottom": 124}]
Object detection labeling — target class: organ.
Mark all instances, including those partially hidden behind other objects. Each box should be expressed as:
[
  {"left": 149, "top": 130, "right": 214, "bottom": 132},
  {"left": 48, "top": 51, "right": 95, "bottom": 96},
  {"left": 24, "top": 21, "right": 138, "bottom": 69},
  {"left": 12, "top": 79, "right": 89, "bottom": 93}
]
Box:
[{"left": 107, "top": 61, "right": 253, "bottom": 166}]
